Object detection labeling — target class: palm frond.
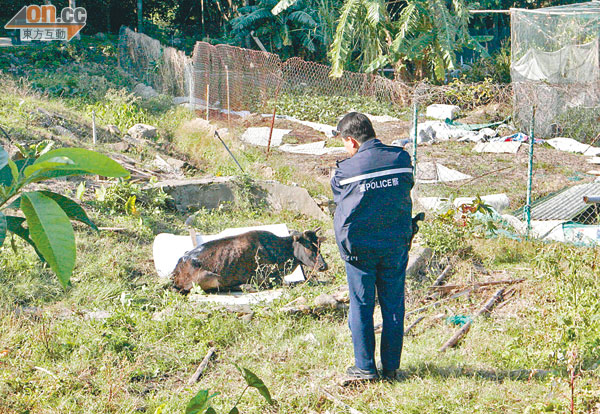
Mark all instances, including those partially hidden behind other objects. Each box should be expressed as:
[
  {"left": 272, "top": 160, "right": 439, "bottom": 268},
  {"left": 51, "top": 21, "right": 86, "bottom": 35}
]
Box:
[
  {"left": 429, "top": 0, "right": 456, "bottom": 70},
  {"left": 329, "top": 0, "right": 363, "bottom": 77},
  {"left": 391, "top": 2, "right": 419, "bottom": 54},
  {"left": 398, "top": 32, "right": 434, "bottom": 59},
  {"left": 297, "top": 30, "right": 317, "bottom": 52},
  {"left": 288, "top": 10, "right": 318, "bottom": 28},
  {"left": 364, "top": 55, "right": 390, "bottom": 73},
  {"left": 231, "top": 9, "right": 273, "bottom": 32},
  {"left": 365, "top": 0, "right": 388, "bottom": 26}
]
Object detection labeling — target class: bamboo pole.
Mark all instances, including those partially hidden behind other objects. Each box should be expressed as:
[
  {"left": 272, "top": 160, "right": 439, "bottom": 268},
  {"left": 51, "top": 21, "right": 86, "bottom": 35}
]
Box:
[
  {"left": 225, "top": 65, "right": 231, "bottom": 132},
  {"left": 206, "top": 84, "right": 210, "bottom": 121}
]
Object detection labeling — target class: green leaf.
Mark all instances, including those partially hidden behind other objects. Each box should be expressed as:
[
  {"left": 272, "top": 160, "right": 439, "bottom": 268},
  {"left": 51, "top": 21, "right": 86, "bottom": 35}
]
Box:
[
  {"left": 472, "top": 35, "right": 494, "bottom": 43},
  {"left": 237, "top": 366, "right": 273, "bottom": 405},
  {"left": 7, "top": 160, "right": 19, "bottom": 184},
  {"left": 24, "top": 157, "right": 75, "bottom": 178},
  {"left": 0, "top": 158, "right": 35, "bottom": 186},
  {"left": 0, "top": 144, "right": 8, "bottom": 171},
  {"left": 207, "top": 408, "right": 218, "bottom": 414},
  {"left": 0, "top": 211, "right": 6, "bottom": 248},
  {"left": 185, "top": 390, "right": 218, "bottom": 414},
  {"left": 76, "top": 181, "right": 86, "bottom": 200},
  {"left": 227, "top": 408, "right": 239, "bottom": 414},
  {"left": 125, "top": 195, "right": 137, "bottom": 216},
  {"left": 34, "top": 148, "right": 130, "bottom": 179},
  {"left": 38, "top": 191, "right": 99, "bottom": 231},
  {"left": 21, "top": 191, "right": 76, "bottom": 288},
  {"left": 5, "top": 215, "right": 44, "bottom": 260}
]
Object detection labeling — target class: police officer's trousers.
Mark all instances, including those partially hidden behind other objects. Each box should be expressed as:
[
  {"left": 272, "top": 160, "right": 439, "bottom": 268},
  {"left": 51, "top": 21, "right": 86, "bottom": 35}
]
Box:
[{"left": 345, "top": 249, "right": 408, "bottom": 373}]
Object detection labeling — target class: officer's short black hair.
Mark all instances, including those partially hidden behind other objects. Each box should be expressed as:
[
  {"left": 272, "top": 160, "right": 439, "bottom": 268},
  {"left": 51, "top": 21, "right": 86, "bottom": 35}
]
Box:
[{"left": 336, "top": 112, "right": 376, "bottom": 144}]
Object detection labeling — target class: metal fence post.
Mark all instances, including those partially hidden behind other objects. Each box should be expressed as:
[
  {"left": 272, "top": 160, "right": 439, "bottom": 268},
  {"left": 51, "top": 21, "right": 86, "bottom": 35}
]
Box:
[{"left": 525, "top": 106, "right": 536, "bottom": 238}]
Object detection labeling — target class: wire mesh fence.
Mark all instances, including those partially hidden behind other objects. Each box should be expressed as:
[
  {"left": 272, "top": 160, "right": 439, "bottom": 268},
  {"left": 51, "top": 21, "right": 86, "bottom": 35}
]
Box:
[
  {"left": 191, "top": 41, "right": 411, "bottom": 114},
  {"left": 118, "top": 26, "right": 194, "bottom": 98},
  {"left": 116, "top": 27, "right": 600, "bottom": 244}
]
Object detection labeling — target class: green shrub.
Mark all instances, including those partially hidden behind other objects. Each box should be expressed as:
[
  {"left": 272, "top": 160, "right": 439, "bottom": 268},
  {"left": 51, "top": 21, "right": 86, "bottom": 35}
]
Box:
[
  {"left": 553, "top": 107, "right": 600, "bottom": 145},
  {"left": 420, "top": 198, "right": 496, "bottom": 255},
  {"left": 464, "top": 41, "right": 511, "bottom": 84},
  {"left": 273, "top": 94, "right": 405, "bottom": 125},
  {"left": 442, "top": 77, "right": 500, "bottom": 110},
  {"left": 87, "top": 89, "right": 149, "bottom": 133},
  {"left": 91, "top": 179, "right": 171, "bottom": 215},
  {"left": 532, "top": 244, "right": 600, "bottom": 368}
]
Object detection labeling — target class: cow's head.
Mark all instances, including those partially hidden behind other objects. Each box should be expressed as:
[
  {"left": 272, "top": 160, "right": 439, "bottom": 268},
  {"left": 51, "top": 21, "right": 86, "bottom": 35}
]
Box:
[{"left": 291, "top": 228, "right": 328, "bottom": 272}]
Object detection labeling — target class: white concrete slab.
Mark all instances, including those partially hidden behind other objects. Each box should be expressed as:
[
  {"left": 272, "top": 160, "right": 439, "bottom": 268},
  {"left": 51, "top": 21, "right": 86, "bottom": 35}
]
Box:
[
  {"left": 474, "top": 142, "right": 521, "bottom": 154},
  {"left": 261, "top": 114, "right": 336, "bottom": 137},
  {"left": 547, "top": 138, "right": 600, "bottom": 156},
  {"left": 240, "top": 127, "right": 291, "bottom": 147},
  {"left": 188, "top": 289, "right": 284, "bottom": 305},
  {"left": 279, "top": 141, "right": 346, "bottom": 155},
  {"left": 586, "top": 157, "right": 600, "bottom": 164},
  {"left": 416, "top": 162, "right": 472, "bottom": 183}
]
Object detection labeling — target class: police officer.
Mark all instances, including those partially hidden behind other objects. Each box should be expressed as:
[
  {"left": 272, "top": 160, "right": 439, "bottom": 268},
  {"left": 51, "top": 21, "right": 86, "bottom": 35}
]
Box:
[{"left": 330, "top": 112, "right": 414, "bottom": 381}]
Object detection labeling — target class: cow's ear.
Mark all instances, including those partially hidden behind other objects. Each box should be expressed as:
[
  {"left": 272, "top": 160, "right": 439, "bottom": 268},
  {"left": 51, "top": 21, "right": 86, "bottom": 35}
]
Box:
[{"left": 318, "top": 236, "right": 327, "bottom": 242}]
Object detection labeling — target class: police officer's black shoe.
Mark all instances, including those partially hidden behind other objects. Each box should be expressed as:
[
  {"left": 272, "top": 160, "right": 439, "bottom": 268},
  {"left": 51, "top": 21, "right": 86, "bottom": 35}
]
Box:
[
  {"left": 345, "top": 365, "right": 379, "bottom": 380},
  {"left": 380, "top": 368, "right": 407, "bottom": 382}
]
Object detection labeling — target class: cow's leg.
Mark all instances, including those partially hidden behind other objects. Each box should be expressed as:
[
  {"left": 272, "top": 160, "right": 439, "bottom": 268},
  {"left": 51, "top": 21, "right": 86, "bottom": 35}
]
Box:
[{"left": 196, "top": 270, "right": 226, "bottom": 292}]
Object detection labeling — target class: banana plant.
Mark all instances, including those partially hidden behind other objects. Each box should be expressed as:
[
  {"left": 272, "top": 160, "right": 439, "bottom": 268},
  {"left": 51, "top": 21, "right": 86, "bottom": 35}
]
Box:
[
  {"left": 0, "top": 142, "right": 129, "bottom": 288},
  {"left": 230, "top": 0, "right": 325, "bottom": 60},
  {"left": 329, "top": 0, "right": 487, "bottom": 81}
]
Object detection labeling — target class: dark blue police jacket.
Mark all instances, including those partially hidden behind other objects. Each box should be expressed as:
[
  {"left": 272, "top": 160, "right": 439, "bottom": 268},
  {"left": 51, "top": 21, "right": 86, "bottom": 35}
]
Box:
[{"left": 330, "top": 139, "right": 414, "bottom": 262}]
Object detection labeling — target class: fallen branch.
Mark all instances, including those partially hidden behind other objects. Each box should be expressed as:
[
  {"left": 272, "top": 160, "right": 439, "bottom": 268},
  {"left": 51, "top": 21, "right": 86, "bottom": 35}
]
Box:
[
  {"left": 407, "top": 287, "right": 473, "bottom": 316},
  {"left": 429, "top": 278, "right": 524, "bottom": 293},
  {"left": 403, "top": 315, "right": 426, "bottom": 335},
  {"left": 439, "top": 288, "right": 505, "bottom": 352},
  {"left": 187, "top": 347, "right": 217, "bottom": 385},
  {"left": 432, "top": 264, "right": 452, "bottom": 286},
  {"left": 320, "top": 388, "right": 364, "bottom": 414}
]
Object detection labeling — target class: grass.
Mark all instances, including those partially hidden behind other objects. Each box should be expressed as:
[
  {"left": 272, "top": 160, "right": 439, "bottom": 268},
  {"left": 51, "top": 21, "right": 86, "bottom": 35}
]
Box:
[
  {"left": 2, "top": 202, "right": 600, "bottom": 413},
  {"left": 2, "top": 35, "right": 600, "bottom": 414}
]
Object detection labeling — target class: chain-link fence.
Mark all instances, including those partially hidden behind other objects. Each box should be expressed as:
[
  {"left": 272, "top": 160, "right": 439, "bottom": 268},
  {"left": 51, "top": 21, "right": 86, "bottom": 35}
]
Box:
[{"left": 191, "top": 41, "right": 411, "bottom": 114}]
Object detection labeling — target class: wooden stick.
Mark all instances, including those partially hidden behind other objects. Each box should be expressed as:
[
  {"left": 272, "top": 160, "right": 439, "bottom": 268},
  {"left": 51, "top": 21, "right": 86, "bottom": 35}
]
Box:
[
  {"left": 403, "top": 315, "right": 426, "bottom": 335},
  {"left": 187, "top": 347, "right": 217, "bottom": 385},
  {"left": 225, "top": 64, "right": 231, "bottom": 132},
  {"left": 407, "top": 287, "right": 473, "bottom": 316},
  {"left": 429, "top": 278, "right": 525, "bottom": 292},
  {"left": 432, "top": 264, "right": 452, "bottom": 286},
  {"left": 439, "top": 288, "right": 505, "bottom": 352},
  {"left": 320, "top": 388, "right": 364, "bottom": 414}
]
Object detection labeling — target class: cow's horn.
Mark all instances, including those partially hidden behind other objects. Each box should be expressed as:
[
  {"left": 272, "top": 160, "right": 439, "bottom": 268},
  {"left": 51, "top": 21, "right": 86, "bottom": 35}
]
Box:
[{"left": 313, "top": 226, "right": 321, "bottom": 233}]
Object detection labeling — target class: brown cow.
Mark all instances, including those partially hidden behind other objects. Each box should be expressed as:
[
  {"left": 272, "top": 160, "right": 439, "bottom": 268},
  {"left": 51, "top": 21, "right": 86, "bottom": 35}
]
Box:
[{"left": 172, "top": 229, "right": 328, "bottom": 293}]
